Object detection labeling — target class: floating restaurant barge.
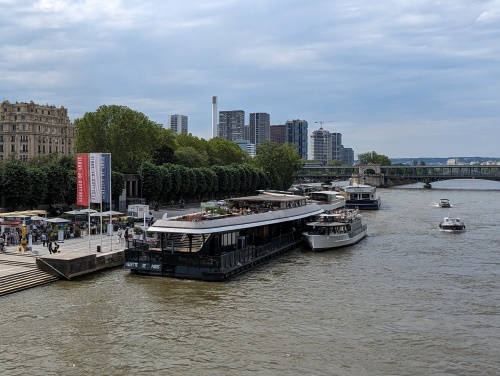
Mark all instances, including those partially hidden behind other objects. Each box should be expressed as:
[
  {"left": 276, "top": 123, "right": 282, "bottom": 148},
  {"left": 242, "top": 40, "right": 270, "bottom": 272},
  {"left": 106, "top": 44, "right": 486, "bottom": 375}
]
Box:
[{"left": 124, "top": 194, "right": 323, "bottom": 281}]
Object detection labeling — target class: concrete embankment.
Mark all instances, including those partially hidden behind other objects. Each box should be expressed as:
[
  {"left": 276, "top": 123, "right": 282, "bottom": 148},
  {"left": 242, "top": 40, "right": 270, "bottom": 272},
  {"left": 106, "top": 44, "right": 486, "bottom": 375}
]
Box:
[{"left": 0, "top": 233, "right": 126, "bottom": 296}]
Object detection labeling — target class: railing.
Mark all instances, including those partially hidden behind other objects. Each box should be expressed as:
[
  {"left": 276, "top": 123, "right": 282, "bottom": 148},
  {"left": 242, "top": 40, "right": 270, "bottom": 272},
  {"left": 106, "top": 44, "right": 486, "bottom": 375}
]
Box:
[{"left": 124, "top": 232, "right": 299, "bottom": 273}]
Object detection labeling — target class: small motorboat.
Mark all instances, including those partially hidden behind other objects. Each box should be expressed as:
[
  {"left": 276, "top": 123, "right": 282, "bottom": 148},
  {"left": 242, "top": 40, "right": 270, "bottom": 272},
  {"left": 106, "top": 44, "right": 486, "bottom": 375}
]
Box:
[
  {"left": 439, "top": 199, "right": 451, "bottom": 208},
  {"left": 439, "top": 217, "right": 465, "bottom": 232}
]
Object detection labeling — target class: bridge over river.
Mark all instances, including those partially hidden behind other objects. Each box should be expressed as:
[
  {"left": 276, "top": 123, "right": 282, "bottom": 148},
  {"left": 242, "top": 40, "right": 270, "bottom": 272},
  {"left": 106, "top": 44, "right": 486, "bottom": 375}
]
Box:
[{"left": 298, "top": 164, "right": 500, "bottom": 188}]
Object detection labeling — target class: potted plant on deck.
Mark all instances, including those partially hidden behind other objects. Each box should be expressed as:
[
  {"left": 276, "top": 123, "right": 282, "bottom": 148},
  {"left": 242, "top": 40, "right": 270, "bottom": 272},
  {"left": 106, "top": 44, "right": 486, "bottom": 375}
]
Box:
[{"left": 133, "top": 226, "right": 143, "bottom": 239}]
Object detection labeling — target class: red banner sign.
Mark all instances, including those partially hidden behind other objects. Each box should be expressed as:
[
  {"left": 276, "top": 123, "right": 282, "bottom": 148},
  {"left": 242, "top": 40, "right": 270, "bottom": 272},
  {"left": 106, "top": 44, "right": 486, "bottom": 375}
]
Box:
[{"left": 76, "top": 153, "right": 89, "bottom": 206}]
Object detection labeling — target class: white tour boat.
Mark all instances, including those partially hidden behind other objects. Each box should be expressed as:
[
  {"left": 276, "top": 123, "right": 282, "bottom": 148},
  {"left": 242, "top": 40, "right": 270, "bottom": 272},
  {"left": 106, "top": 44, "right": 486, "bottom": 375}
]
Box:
[
  {"left": 343, "top": 184, "right": 381, "bottom": 210},
  {"left": 302, "top": 209, "right": 367, "bottom": 251}
]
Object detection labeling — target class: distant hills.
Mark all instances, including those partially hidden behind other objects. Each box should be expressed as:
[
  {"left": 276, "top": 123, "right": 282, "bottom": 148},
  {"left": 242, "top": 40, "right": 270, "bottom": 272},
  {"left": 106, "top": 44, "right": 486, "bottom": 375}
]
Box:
[{"left": 389, "top": 157, "right": 500, "bottom": 165}]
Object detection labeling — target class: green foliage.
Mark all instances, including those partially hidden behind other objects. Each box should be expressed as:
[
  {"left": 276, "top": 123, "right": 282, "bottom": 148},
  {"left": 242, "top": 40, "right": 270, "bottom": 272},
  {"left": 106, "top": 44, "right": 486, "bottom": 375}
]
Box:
[
  {"left": 1, "top": 161, "right": 30, "bottom": 209},
  {"left": 326, "top": 160, "right": 342, "bottom": 166},
  {"left": 140, "top": 161, "right": 163, "bottom": 204},
  {"left": 357, "top": 151, "right": 392, "bottom": 165},
  {"left": 207, "top": 137, "right": 250, "bottom": 165},
  {"left": 26, "top": 168, "right": 48, "bottom": 209},
  {"left": 175, "top": 146, "right": 209, "bottom": 168},
  {"left": 111, "top": 171, "right": 125, "bottom": 201},
  {"left": 253, "top": 141, "right": 302, "bottom": 191},
  {"left": 74, "top": 105, "right": 163, "bottom": 173}
]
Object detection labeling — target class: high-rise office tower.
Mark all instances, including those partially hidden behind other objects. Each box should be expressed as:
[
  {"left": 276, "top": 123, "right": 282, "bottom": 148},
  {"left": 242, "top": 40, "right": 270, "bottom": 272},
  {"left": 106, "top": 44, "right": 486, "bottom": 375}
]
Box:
[
  {"left": 218, "top": 110, "right": 245, "bottom": 141},
  {"left": 249, "top": 112, "right": 270, "bottom": 147},
  {"left": 285, "top": 119, "right": 308, "bottom": 160}
]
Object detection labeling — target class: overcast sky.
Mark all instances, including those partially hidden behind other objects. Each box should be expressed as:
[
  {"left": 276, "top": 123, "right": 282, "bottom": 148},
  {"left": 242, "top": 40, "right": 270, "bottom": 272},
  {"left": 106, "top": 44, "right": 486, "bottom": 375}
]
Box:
[{"left": 2, "top": 0, "right": 499, "bottom": 158}]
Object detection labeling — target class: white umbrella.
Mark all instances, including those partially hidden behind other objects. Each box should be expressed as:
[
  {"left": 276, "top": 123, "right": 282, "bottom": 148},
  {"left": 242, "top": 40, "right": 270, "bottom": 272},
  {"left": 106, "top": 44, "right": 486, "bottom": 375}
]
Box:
[
  {"left": 91, "top": 211, "right": 124, "bottom": 217},
  {"left": 79, "top": 209, "right": 98, "bottom": 214},
  {"left": 64, "top": 210, "right": 81, "bottom": 215},
  {"left": 45, "top": 217, "right": 71, "bottom": 223},
  {"left": 31, "top": 215, "right": 46, "bottom": 221}
]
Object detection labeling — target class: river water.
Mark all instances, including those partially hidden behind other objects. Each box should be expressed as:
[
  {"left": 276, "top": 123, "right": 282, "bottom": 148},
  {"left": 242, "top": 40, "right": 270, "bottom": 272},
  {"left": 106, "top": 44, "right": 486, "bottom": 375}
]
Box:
[{"left": 1, "top": 179, "right": 499, "bottom": 376}]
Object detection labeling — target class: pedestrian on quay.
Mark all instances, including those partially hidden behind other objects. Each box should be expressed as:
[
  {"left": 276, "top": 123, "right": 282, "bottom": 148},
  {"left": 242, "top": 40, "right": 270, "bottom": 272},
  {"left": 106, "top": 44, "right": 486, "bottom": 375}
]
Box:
[
  {"left": 41, "top": 233, "right": 47, "bottom": 247},
  {"left": 54, "top": 242, "right": 60, "bottom": 253},
  {"left": 117, "top": 228, "right": 122, "bottom": 244},
  {"left": 48, "top": 241, "right": 53, "bottom": 254}
]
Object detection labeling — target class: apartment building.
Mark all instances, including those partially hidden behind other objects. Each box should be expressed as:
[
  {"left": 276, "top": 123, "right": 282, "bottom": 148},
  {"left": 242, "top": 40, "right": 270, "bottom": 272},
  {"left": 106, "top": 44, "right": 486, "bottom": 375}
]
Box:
[
  {"left": 0, "top": 100, "right": 75, "bottom": 161},
  {"left": 167, "top": 114, "right": 188, "bottom": 134}
]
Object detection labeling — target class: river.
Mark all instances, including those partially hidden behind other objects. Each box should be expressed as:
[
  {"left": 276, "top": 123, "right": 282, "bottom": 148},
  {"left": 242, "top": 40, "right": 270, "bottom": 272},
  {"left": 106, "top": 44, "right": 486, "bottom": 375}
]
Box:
[{"left": 1, "top": 179, "right": 499, "bottom": 375}]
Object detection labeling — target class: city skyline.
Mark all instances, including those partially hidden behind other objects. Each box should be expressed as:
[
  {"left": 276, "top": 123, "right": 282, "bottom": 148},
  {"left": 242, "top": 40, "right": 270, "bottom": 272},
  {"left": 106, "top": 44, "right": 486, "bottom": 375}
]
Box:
[{"left": 2, "top": 1, "right": 500, "bottom": 158}]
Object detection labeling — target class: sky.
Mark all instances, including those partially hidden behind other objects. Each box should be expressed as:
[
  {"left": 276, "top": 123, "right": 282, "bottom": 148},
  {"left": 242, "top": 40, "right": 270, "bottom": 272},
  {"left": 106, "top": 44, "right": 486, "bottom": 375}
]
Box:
[{"left": 1, "top": 0, "right": 500, "bottom": 158}]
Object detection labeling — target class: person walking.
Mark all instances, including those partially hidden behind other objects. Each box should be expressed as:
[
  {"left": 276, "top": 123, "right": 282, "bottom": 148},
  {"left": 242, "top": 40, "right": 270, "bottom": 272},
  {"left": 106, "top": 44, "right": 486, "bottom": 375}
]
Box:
[
  {"left": 41, "top": 233, "right": 47, "bottom": 247},
  {"left": 48, "top": 241, "right": 53, "bottom": 254}
]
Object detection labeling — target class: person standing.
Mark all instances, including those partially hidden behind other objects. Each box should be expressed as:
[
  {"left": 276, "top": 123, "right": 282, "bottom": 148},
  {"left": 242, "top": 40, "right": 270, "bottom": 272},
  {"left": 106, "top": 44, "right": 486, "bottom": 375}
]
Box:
[
  {"left": 41, "top": 233, "right": 47, "bottom": 247},
  {"left": 48, "top": 241, "right": 53, "bottom": 254}
]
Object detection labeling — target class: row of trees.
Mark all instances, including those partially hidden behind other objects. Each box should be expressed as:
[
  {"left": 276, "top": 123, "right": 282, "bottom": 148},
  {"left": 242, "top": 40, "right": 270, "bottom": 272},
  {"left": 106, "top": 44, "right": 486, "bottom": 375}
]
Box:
[
  {"left": 140, "top": 162, "right": 270, "bottom": 205},
  {"left": 0, "top": 155, "right": 124, "bottom": 211}
]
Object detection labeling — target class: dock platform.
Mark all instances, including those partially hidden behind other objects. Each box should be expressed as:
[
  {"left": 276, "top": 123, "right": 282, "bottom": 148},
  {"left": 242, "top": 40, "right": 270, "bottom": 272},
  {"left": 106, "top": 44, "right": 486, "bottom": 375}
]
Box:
[{"left": 0, "top": 233, "right": 126, "bottom": 296}]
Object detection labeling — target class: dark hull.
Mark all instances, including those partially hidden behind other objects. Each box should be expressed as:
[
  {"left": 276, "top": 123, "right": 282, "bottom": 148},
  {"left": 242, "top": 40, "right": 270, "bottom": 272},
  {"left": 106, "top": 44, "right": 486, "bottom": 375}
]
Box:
[
  {"left": 124, "top": 232, "right": 303, "bottom": 281},
  {"left": 345, "top": 199, "right": 381, "bottom": 210}
]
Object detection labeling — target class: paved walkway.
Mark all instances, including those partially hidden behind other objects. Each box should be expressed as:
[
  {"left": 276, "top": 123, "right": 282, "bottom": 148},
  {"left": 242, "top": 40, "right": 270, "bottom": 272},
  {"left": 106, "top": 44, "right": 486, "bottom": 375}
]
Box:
[{"left": 2, "top": 231, "right": 127, "bottom": 257}]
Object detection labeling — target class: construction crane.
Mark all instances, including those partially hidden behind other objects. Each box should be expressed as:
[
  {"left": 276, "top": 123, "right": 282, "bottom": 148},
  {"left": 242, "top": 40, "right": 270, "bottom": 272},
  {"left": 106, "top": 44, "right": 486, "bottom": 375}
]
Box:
[{"left": 315, "top": 121, "right": 340, "bottom": 129}]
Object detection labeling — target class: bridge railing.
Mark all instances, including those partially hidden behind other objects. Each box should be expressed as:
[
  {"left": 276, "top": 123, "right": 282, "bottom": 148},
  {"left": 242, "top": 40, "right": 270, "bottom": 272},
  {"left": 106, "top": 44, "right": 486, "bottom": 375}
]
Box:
[{"left": 298, "top": 165, "right": 500, "bottom": 179}]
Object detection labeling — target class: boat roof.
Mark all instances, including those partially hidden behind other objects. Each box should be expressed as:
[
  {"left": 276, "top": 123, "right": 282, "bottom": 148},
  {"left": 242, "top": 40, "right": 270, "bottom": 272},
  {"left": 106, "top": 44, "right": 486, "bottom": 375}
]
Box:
[
  {"left": 149, "top": 204, "right": 323, "bottom": 234},
  {"left": 306, "top": 221, "right": 348, "bottom": 227},
  {"left": 229, "top": 194, "right": 305, "bottom": 203},
  {"left": 343, "top": 184, "right": 376, "bottom": 192}
]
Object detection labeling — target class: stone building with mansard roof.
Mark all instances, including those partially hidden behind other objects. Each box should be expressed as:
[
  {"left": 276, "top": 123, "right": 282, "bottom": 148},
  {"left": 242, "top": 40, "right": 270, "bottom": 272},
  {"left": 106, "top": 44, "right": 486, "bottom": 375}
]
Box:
[{"left": 0, "top": 100, "right": 75, "bottom": 161}]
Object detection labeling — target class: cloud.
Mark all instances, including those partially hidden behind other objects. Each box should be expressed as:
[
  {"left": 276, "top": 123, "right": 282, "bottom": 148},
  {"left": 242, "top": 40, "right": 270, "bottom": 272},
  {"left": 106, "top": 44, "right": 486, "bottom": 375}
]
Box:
[{"left": 1, "top": 0, "right": 500, "bottom": 157}]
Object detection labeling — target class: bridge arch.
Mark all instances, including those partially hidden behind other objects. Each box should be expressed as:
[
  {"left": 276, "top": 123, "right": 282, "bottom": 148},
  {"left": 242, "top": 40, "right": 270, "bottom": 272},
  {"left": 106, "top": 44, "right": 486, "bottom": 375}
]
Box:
[{"left": 359, "top": 164, "right": 381, "bottom": 175}]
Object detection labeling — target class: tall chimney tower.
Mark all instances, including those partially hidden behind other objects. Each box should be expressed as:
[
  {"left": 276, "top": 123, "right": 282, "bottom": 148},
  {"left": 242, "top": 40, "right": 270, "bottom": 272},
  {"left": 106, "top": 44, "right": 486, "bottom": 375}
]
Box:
[{"left": 212, "top": 96, "right": 218, "bottom": 138}]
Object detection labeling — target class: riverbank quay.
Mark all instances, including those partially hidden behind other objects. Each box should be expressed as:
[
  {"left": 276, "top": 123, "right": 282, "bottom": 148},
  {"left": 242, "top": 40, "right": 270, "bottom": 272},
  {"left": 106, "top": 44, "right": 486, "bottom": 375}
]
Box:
[{"left": 0, "top": 232, "right": 126, "bottom": 296}]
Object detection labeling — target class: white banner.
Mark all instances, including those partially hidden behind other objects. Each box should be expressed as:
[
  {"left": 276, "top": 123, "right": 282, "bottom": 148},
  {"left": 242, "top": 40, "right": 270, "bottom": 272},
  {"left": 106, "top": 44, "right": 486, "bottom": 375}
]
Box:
[{"left": 89, "top": 153, "right": 102, "bottom": 203}]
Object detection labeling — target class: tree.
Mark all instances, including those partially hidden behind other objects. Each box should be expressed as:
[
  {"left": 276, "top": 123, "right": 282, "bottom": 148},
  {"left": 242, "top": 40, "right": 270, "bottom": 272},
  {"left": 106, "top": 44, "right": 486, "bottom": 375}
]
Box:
[
  {"left": 74, "top": 105, "right": 163, "bottom": 173},
  {"left": 357, "top": 151, "right": 391, "bottom": 165},
  {"left": 1, "top": 161, "right": 30, "bottom": 210},
  {"left": 207, "top": 137, "right": 250, "bottom": 165},
  {"left": 175, "top": 146, "right": 209, "bottom": 168},
  {"left": 26, "top": 168, "right": 48, "bottom": 209},
  {"left": 140, "top": 161, "right": 163, "bottom": 205},
  {"left": 326, "top": 160, "right": 342, "bottom": 166},
  {"left": 253, "top": 141, "right": 302, "bottom": 191}
]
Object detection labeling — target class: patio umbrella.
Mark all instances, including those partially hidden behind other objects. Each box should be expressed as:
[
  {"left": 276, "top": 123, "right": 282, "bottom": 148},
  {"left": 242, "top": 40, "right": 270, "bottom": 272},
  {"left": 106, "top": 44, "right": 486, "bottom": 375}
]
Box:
[
  {"left": 45, "top": 217, "right": 71, "bottom": 223},
  {"left": 91, "top": 211, "right": 124, "bottom": 217},
  {"left": 79, "top": 209, "right": 98, "bottom": 214},
  {"left": 31, "top": 216, "right": 46, "bottom": 221},
  {"left": 64, "top": 210, "right": 82, "bottom": 215}
]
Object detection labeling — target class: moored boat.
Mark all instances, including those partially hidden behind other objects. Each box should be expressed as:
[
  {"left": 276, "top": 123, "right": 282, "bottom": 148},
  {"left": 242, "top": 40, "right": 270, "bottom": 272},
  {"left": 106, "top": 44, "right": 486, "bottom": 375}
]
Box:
[
  {"left": 123, "top": 193, "right": 323, "bottom": 281},
  {"left": 439, "top": 217, "right": 465, "bottom": 232},
  {"left": 343, "top": 184, "right": 381, "bottom": 210},
  {"left": 302, "top": 209, "right": 367, "bottom": 251}
]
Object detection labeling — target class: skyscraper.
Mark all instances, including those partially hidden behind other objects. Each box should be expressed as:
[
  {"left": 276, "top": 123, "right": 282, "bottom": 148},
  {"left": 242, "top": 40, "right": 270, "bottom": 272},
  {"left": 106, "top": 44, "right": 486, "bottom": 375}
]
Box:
[
  {"left": 249, "top": 112, "right": 270, "bottom": 147},
  {"left": 310, "top": 127, "right": 332, "bottom": 165},
  {"left": 168, "top": 114, "right": 188, "bottom": 134},
  {"left": 285, "top": 119, "right": 308, "bottom": 159},
  {"left": 218, "top": 110, "right": 245, "bottom": 141},
  {"left": 270, "top": 124, "right": 286, "bottom": 145}
]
